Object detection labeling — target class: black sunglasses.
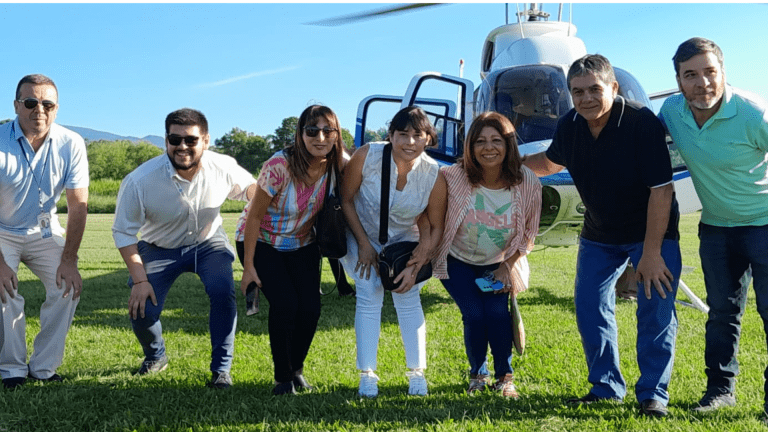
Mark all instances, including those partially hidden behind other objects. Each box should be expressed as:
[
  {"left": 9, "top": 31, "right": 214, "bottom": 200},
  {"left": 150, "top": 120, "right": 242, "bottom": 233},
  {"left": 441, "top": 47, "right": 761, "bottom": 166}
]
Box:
[
  {"left": 167, "top": 134, "right": 201, "bottom": 146},
  {"left": 304, "top": 126, "right": 338, "bottom": 138},
  {"left": 17, "top": 98, "right": 57, "bottom": 111}
]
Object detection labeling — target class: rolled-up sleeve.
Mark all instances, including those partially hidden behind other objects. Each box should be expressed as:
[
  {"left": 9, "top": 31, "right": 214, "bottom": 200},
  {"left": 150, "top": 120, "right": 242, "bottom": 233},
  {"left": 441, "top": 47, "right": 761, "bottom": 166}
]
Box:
[
  {"left": 518, "top": 168, "right": 542, "bottom": 256},
  {"left": 112, "top": 176, "right": 145, "bottom": 248},
  {"left": 226, "top": 161, "right": 257, "bottom": 201}
]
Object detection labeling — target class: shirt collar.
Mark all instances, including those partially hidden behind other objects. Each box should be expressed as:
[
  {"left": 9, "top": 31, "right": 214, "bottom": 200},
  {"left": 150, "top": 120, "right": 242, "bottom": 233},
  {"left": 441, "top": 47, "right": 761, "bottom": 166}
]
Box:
[{"left": 676, "top": 85, "right": 735, "bottom": 127}]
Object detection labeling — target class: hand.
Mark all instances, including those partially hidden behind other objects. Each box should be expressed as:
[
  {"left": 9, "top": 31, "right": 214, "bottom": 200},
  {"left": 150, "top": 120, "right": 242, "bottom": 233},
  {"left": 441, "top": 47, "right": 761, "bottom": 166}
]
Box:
[
  {"left": 56, "top": 258, "right": 83, "bottom": 300},
  {"left": 492, "top": 263, "right": 524, "bottom": 295},
  {"left": 129, "top": 281, "right": 157, "bottom": 320},
  {"left": 240, "top": 266, "right": 262, "bottom": 296},
  {"left": 0, "top": 260, "right": 18, "bottom": 304},
  {"left": 392, "top": 264, "right": 418, "bottom": 294},
  {"left": 405, "top": 243, "right": 430, "bottom": 272},
  {"left": 355, "top": 241, "right": 379, "bottom": 280},
  {"left": 634, "top": 253, "right": 674, "bottom": 300}
]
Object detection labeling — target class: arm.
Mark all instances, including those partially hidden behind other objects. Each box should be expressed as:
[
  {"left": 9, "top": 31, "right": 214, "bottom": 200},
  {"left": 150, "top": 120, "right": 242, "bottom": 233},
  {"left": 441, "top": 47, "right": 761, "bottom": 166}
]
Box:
[
  {"left": 57, "top": 187, "right": 88, "bottom": 300},
  {"left": 0, "top": 250, "right": 17, "bottom": 303},
  {"left": 521, "top": 151, "right": 564, "bottom": 177},
  {"left": 240, "top": 185, "right": 273, "bottom": 295},
  {"left": 396, "top": 170, "right": 448, "bottom": 292},
  {"left": 341, "top": 145, "right": 378, "bottom": 280},
  {"left": 634, "top": 182, "right": 675, "bottom": 299},
  {"left": 118, "top": 243, "right": 156, "bottom": 320}
]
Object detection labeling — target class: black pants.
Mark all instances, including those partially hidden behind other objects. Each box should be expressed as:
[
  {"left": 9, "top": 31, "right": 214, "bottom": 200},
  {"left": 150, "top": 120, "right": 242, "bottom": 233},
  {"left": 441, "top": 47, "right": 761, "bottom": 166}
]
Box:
[{"left": 255, "top": 241, "right": 321, "bottom": 383}]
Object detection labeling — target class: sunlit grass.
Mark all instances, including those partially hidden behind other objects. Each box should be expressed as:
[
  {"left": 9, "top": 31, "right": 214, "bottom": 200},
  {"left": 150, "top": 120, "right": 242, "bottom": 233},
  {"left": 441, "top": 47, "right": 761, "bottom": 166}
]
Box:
[{"left": 2, "top": 213, "right": 767, "bottom": 431}]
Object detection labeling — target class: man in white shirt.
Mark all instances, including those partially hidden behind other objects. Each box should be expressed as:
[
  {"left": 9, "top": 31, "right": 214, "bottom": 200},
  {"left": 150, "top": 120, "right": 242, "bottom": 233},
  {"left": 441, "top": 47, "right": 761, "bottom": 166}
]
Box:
[
  {"left": 0, "top": 74, "right": 89, "bottom": 389},
  {"left": 113, "top": 108, "right": 256, "bottom": 389}
]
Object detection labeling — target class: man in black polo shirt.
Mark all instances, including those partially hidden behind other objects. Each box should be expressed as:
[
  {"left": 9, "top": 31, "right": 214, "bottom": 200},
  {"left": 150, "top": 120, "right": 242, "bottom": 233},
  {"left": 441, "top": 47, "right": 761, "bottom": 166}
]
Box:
[{"left": 523, "top": 54, "right": 681, "bottom": 418}]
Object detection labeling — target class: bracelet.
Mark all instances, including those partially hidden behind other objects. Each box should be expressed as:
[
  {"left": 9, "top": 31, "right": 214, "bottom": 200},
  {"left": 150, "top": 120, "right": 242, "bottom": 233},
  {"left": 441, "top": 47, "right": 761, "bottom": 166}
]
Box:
[{"left": 133, "top": 280, "right": 148, "bottom": 285}]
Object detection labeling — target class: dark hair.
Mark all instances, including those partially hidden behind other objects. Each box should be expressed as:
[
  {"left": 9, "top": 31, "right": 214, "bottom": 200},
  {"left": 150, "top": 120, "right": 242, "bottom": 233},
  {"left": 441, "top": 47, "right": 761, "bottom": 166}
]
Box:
[
  {"left": 386, "top": 106, "right": 438, "bottom": 148},
  {"left": 16, "top": 74, "right": 57, "bottom": 100},
  {"left": 285, "top": 105, "right": 345, "bottom": 184},
  {"left": 672, "top": 37, "right": 724, "bottom": 75},
  {"left": 165, "top": 108, "right": 209, "bottom": 135},
  {"left": 567, "top": 54, "right": 616, "bottom": 90},
  {"left": 460, "top": 111, "right": 523, "bottom": 188}
]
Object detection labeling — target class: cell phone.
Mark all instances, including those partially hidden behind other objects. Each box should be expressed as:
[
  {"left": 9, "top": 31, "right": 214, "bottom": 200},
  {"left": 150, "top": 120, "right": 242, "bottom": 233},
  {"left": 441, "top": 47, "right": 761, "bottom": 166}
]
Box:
[
  {"left": 475, "top": 271, "right": 504, "bottom": 292},
  {"left": 245, "top": 282, "right": 260, "bottom": 316}
]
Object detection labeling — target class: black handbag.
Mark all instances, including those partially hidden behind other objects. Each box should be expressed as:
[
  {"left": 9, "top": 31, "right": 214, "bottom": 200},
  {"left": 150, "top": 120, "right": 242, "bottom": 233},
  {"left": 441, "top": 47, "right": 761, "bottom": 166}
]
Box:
[
  {"left": 377, "top": 144, "right": 432, "bottom": 291},
  {"left": 315, "top": 165, "right": 347, "bottom": 259}
]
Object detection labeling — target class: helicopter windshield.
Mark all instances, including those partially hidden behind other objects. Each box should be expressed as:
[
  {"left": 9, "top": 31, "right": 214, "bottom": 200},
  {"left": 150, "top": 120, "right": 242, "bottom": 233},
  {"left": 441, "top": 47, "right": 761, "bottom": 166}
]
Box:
[{"left": 481, "top": 65, "right": 572, "bottom": 145}]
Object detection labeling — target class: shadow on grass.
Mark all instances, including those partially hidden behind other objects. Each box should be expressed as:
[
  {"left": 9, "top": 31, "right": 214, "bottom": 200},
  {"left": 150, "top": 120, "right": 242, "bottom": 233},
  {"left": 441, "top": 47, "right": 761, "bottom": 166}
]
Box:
[{"left": 0, "top": 380, "right": 701, "bottom": 431}]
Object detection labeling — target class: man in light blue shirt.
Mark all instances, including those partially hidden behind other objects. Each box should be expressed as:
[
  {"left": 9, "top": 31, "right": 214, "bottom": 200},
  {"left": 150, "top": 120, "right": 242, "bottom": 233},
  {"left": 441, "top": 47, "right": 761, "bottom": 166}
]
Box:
[
  {"left": 0, "top": 74, "right": 89, "bottom": 388},
  {"left": 659, "top": 37, "right": 768, "bottom": 415}
]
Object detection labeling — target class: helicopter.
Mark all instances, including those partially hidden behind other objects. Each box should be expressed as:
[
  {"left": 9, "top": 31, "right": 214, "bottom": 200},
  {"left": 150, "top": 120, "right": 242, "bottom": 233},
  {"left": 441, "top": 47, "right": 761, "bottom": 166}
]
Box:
[{"left": 312, "top": 3, "right": 706, "bottom": 312}]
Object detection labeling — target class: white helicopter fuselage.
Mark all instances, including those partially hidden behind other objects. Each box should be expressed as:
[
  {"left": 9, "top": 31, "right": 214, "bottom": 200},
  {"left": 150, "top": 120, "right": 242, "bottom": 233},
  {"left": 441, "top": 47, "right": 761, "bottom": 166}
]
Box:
[{"left": 354, "top": 10, "right": 701, "bottom": 248}]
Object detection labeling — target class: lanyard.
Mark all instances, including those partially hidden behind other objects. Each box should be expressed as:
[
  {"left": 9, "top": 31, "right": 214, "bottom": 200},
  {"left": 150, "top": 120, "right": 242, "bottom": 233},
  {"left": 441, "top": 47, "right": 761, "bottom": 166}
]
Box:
[{"left": 14, "top": 122, "right": 52, "bottom": 213}]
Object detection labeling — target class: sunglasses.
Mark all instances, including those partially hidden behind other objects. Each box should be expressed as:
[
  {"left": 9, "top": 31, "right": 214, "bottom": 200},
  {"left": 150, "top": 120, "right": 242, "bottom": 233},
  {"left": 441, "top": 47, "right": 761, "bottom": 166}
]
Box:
[
  {"left": 167, "top": 134, "right": 201, "bottom": 146},
  {"left": 304, "top": 126, "right": 338, "bottom": 138},
  {"left": 17, "top": 98, "right": 57, "bottom": 111}
]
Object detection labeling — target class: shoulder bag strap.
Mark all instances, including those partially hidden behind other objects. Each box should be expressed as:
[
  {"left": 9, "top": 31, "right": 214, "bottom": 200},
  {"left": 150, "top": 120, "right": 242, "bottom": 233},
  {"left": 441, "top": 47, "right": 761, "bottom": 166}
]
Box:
[{"left": 379, "top": 144, "right": 392, "bottom": 245}]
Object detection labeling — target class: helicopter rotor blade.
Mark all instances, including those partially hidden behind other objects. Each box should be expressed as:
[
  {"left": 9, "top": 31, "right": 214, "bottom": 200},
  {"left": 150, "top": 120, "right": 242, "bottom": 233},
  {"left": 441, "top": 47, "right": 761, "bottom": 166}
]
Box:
[{"left": 304, "top": 3, "right": 448, "bottom": 27}]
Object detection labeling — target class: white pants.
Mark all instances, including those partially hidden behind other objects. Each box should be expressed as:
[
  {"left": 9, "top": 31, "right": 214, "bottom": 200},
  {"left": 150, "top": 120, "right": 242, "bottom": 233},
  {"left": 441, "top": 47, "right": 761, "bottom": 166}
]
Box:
[
  {"left": 342, "top": 236, "right": 427, "bottom": 372},
  {"left": 0, "top": 231, "right": 79, "bottom": 379}
]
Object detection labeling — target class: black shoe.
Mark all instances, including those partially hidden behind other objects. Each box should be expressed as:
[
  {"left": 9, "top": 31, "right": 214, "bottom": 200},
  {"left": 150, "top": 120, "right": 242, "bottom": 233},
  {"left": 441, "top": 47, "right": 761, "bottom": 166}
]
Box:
[
  {"left": 136, "top": 355, "right": 169, "bottom": 375},
  {"left": 207, "top": 371, "right": 232, "bottom": 389},
  {"left": 293, "top": 373, "right": 314, "bottom": 391},
  {"left": 639, "top": 399, "right": 668, "bottom": 417},
  {"left": 566, "top": 392, "right": 622, "bottom": 405},
  {"left": 28, "top": 373, "right": 64, "bottom": 383},
  {"left": 272, "top": 381, "right": 296, "bottom": 395},
  {"left": 692, "top": 389, "right": 736, "bottom": 412},
  {"left": 2, "top": 377, "right": 26, "bottom": 389}
]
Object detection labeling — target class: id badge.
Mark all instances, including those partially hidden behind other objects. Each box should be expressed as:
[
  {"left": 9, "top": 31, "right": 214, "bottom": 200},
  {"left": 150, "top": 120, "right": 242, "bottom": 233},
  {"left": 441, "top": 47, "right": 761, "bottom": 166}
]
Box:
[{"left": 37, "top": 213, "right": 52, "bottom": 239}]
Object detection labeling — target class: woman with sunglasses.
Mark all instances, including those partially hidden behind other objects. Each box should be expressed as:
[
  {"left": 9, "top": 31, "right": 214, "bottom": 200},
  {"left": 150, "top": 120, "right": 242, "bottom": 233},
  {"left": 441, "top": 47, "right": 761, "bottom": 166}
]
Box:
[
  {"left": 340, "top": 106, "right": 447, "bottom": 397},
  {"left": 432, "top": 112, "right": 541, "bottom": 397},
  {"left": 240, "top": 105, "right": 348, "bottom": 395}
]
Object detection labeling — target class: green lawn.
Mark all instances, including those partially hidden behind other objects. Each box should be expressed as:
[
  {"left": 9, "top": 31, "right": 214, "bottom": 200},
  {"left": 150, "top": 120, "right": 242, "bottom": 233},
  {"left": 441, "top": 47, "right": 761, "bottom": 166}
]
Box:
[{"left": 2, "top": 213, "right": 767, "bottom": 431}]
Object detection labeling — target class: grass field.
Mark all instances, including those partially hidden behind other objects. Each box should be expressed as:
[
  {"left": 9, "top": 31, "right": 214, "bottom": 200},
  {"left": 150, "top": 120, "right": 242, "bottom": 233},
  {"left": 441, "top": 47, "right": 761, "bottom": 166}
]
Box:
[{"left": 2, "top": 213, "right": 767, "bottom": 431}]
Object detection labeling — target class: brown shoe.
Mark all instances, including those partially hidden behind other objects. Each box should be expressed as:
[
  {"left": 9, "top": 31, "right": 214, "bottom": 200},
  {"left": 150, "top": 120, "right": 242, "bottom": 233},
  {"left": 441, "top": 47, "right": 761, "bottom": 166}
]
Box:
[
  {"left": 467, "top": 374, "right": 490, "bottom": 395},
  {"left": 493, "top": 373, "right": 519, "bottom": 399}
]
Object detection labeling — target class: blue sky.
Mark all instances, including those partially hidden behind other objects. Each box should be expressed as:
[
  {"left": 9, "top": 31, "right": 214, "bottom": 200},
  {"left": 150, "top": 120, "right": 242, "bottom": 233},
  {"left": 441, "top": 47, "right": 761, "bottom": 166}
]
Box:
[{"left": 1, "top": 3, "right": 766, "bottom": 142}]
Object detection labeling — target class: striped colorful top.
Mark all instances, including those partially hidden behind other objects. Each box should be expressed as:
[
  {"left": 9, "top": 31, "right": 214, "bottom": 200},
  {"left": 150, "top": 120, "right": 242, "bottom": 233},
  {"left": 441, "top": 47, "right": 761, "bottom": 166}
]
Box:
[
  {"left": 254, "top": 151, "right": 328, "bottom": 251},
  {"left": 433, "top": 163, "right": 542, "bottom": 293}
]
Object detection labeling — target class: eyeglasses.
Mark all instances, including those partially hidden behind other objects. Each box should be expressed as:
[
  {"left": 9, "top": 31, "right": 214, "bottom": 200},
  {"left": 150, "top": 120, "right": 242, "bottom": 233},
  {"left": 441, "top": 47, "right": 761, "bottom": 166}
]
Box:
[
  {"left": 17, "top": 98, "right": 57, "bottom": 111},
  {"left": 304, "top": 126, "right": 338, "bottom": 138},
  {"left": 167, "top": 134, "right": 201, "bottom": 146}
]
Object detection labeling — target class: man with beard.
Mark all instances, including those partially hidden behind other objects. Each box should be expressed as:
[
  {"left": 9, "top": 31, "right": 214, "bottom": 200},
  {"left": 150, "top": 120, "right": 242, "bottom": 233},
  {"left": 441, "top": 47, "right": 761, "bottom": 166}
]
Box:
[
  {"left": 113, "top": 108, "right": 256, "bottom": 388},
  {"left": 659, "top": 37, "right": 768, "bottom": 414},
  {"left": 0, "top": 74, "right": 89, "bottom": 388}
]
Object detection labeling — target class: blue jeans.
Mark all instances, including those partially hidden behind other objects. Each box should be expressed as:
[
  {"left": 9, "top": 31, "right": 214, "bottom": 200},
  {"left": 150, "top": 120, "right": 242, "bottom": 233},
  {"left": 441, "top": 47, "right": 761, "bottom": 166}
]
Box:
[
  {"left": 440, "top": 255, "right": 513, "bottom": 379},
  {"left": 129, "top": 237, "right": 237, "bottom": 373},
  {"left": 574, "top": 237, "right": 681, "bottom": 404},
  {"left": 699, "top": 223, "right": 768, "bottom": 399}
]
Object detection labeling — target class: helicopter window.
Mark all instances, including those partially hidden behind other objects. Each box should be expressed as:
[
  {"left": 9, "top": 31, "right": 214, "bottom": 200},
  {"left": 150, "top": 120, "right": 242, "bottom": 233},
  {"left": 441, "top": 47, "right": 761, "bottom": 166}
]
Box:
[
  {"left": 614, "top": 68, "right": 652, "bottom": 109},
  {"left": 487, "top": 65, "right": 571, "bottom": 144}
]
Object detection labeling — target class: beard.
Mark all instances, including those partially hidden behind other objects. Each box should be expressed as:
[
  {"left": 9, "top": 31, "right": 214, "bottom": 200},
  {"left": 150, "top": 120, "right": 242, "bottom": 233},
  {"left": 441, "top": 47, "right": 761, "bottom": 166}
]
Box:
[{"left": 167, "top": 150, "right": 201, "bottom": 172}]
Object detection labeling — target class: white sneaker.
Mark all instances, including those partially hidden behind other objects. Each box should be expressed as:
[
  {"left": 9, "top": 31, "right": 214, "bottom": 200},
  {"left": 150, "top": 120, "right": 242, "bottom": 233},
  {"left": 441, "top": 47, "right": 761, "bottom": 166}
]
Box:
[
  {"left": 406, "top": 370, "right": 428, "bottom": 396},
  {"left": 358, "top": 370, "right": 379, "bottom": 398}
]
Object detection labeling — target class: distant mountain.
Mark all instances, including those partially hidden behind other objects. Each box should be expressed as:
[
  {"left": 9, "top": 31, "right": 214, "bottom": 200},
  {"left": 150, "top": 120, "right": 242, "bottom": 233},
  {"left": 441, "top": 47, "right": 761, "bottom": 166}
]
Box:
[{"left": 63, "top": 125, "right": 165, "bottom": 148}]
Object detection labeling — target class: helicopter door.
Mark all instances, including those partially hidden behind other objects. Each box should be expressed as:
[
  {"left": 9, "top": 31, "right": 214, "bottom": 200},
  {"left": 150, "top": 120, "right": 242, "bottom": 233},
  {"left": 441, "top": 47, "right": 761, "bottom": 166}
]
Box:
[
  {"left": 401, "top": 72, "right": 475, "bottom": 163},
  {"left": 355, "top": 93, "right": 462, "bottom": 165}
]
